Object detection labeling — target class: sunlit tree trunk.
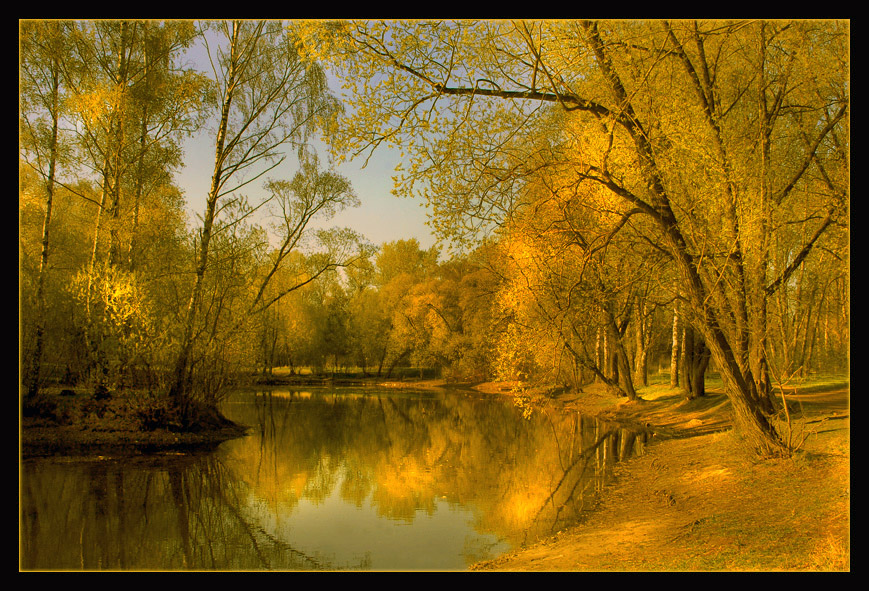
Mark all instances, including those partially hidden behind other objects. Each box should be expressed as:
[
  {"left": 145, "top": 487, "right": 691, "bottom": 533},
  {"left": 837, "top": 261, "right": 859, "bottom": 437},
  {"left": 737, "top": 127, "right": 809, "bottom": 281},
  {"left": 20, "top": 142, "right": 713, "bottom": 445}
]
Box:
[
  {"left": 633, "top": 300, "right": 649, "bottom": 388},
  {"left": 106, "top": 20, "right": 132, "bottom": 270},
  {"left": 595, "top": 326, "right": 603, "bottom": 383},
  {"left": 670, "top": 304, "right": 680, "bottom": 388},
  {"left": 128, "top": 21, "right": 151, "bottom": 273}
]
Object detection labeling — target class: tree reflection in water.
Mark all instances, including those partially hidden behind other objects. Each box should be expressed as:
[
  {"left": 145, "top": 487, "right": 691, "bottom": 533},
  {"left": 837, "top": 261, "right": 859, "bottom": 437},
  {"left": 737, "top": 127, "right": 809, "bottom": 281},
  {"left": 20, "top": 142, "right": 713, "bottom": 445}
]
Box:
[
  {"left": 20, "top": 388, "right": 648, "bottom": 570},
  {"left": 225, "top": 388, "right": 650, "bottom": 555},
  {"left": 20, "top": 452, "right": 359, "bottom": 570}
]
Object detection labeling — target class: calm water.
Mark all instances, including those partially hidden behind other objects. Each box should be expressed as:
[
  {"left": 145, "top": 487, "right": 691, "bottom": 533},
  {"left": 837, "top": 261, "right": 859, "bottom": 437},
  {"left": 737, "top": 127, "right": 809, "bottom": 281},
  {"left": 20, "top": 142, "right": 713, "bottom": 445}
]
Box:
[{"left": 20, "top": 387, "right": 649, "bottom": 571}]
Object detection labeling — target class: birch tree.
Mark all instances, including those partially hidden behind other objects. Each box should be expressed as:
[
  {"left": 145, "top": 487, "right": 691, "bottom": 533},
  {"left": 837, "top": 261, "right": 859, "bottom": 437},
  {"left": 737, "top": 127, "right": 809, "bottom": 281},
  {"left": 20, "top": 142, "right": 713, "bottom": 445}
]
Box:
[
  {"left": 24, "top": 20, "right": 209, "bottom": 391},
  {"left": 20, "top": 21, "right": 72, "bottom": 399},
  {"left": 167, "top": 20, "right": 345, "bottom": 419}
]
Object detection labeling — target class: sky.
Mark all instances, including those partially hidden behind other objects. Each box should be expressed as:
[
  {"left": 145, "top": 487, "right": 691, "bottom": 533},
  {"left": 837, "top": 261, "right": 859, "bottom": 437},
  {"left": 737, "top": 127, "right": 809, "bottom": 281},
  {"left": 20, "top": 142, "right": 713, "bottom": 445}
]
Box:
[
  {"left": 176, "top": 134, "right": 437, "bottom": 250},
  {"left": 173, "top": 28, "right": 438, "bottom": 252}
]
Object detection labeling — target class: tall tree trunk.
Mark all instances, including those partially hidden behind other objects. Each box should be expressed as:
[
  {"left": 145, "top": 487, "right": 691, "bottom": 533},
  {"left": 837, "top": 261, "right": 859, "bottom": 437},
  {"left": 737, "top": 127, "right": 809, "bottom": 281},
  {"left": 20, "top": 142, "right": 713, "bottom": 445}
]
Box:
[
  {"left": 24, "top": 56, "right": 61, "bottom": 400},
  {"left": 594, "top": 326, "right": 603, "bottom": 383},
  {"left": 168, "top": 23, "right": 240, "bottom": 418},
  {"left": 747, "top": 20, "right": 779, "bottom": 414},
  {"left": 583, "top": 20, "right": 787, "bottom": 455},
  {"left": 129, "top": 21, "right": 150, "bottom": 273},
  {"left": 670, "top": 304, "right": 680, "bottom": 388},
  {"left": 108, "top": 20, "right": 131, "bottom": 269},
  {"left": 633, "top": 300, "right": 648, "bottom": 387}
]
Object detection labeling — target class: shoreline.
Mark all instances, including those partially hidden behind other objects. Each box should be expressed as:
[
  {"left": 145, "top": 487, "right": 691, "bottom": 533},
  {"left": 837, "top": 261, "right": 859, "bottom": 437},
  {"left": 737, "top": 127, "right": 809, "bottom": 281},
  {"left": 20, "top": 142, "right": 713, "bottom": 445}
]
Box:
[
  {"left": 470, "top": 384, "right": 850, "bottom": 571},
  {"left": 19, "top": 379, "right": 849, "bottom": 571}
]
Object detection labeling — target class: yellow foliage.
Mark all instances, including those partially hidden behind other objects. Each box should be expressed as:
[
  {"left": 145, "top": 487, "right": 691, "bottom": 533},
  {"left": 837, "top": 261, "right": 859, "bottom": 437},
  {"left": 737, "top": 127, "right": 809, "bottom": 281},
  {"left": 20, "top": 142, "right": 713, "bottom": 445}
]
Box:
[{"left": 71, "top": 263, "right": 156, "bottom": 366}]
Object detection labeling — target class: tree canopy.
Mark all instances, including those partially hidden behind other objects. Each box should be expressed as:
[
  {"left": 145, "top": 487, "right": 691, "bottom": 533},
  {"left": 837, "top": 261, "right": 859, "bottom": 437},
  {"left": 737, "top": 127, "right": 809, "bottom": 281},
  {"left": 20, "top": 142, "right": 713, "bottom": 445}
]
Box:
[
  {"left": 20, "top": 20, "right": 848, "bottom": 456},
  {"left": 296, "top": 19, "right": 849, "bottom": 455}
]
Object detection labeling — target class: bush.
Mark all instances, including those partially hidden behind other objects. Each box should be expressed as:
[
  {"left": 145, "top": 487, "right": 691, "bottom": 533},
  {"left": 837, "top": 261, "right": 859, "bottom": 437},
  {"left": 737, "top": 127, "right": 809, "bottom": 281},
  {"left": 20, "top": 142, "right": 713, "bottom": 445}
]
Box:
[{"left": 131, "top": 395, "right": 184, "bottom": 432}]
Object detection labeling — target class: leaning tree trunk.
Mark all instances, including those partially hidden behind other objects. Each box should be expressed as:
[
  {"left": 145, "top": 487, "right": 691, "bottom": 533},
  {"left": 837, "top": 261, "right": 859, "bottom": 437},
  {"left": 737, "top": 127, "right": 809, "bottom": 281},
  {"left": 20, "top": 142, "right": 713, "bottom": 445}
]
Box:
[
  {"left": 605, "top": 309, "right": 639, "bottom": 401},
  {"left": 581, "top": 20, "right": 788, "bottom": 456},
  {"left": 662, "top": 212, "right": 785, "bottom": 455},
  {"left": 167, "top": 23, "right": 240, "bottom": 420}
]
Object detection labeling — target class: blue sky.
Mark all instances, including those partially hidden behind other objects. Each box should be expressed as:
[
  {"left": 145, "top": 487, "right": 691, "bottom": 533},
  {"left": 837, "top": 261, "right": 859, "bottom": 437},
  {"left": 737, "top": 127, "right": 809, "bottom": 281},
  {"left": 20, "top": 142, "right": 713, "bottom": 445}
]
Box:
[
  {"left": 175, "top": 133, "right": 437, "bottom": 251},
  {"left": 173, "top": 25, "right": 437, "bottom": 252}
]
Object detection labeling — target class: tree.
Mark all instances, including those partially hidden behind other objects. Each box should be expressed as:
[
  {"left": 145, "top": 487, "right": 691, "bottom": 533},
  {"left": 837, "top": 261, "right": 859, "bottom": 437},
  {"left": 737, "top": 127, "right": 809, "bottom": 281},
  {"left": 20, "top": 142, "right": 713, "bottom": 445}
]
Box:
[
  {"left": 322, "top": 288, "right": 351, "bottom": 374},
  {"left": 427, "top": 257, "right": 499, "bottom": 381},
  {"left": 301, "top": 19, "right": 849, "bottom": 456},
  {"left": 249, "top": 149, "right": 360, "bottom": 316},
  {"left": 375, "top": 240, "right": 446, "bottom": 376},
  {"left": 167, "top": 20, "right": 344, "bottom": 418},
  {"left": 63, "top": 21, "right": 205, "bottom": 272},
  {"left": 347, "top": 285, "right": 390, "bottom": 375},
  {"left": 680, "top": 322, "right": 711, "bottom": 400},
  {"left": 669, "top": 304, "right": 681, "bottom": 388},
  {"left": 20, "top": 21, "right": 71, "bottom": 399},
  {"left": 374, "top": 238, "right": 439, "bottom": 285},
  {"left": 21, "top": 21, "right": 211, "bottom": 393}
]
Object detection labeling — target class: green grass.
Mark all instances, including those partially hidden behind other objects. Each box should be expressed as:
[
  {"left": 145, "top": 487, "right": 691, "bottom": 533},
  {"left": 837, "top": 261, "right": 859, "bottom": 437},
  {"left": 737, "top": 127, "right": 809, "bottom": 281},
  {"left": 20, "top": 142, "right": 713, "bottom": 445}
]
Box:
[{"left": 637, "top": 370, "right": 848, "bottom": 396}]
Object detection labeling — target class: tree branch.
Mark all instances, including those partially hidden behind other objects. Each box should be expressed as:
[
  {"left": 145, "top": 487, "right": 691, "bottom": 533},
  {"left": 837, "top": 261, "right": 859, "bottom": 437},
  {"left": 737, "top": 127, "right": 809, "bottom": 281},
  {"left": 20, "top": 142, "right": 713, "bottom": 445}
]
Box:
[{"left": 765, "top": 213, "right": 834, "bottom": 296}]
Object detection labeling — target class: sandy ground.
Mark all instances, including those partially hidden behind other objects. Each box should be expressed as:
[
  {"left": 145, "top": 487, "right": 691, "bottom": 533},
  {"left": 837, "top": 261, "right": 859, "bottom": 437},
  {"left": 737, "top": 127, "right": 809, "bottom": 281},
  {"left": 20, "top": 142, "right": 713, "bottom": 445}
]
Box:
[{"left": 469, "top": 386, "right": 850, "bottom": 572}]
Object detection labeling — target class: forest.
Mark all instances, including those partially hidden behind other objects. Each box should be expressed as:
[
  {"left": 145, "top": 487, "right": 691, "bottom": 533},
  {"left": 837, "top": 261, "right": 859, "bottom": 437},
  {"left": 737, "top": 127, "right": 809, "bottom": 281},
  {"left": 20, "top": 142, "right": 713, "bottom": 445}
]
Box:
[{"left": 20, "top": 20, "right": 849, "bottom": 458}]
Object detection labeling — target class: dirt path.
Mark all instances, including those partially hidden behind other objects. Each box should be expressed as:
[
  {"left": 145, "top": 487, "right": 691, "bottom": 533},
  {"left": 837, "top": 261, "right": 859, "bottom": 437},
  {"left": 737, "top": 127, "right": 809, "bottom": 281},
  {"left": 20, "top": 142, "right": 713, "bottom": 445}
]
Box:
[{"left": 471, "top": 387, "right": 850, "bottom": 571}]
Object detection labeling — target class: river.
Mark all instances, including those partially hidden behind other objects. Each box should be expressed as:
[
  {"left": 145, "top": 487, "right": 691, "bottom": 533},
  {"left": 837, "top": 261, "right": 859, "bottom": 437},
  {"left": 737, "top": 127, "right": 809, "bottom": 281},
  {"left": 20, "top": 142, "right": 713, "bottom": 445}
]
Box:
[{"left": 20, "top": 386, "right": 649, "bottom": 571}]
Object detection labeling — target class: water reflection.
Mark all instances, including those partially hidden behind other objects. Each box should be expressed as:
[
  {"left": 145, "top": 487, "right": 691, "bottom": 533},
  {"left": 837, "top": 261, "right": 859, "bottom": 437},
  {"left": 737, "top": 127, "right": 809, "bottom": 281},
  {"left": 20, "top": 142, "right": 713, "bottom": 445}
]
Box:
[
  {"left": 20, "top": 388, "right": 649, "bottom": 571},
  {"left": 20, "top": 452, "right": 339, "bottom": 570}
]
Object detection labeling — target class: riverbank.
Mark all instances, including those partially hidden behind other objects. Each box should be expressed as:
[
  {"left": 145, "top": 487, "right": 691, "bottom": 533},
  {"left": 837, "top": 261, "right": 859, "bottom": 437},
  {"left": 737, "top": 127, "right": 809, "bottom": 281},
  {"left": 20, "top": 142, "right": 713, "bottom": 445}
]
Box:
[
  {"left": 19, "top": 376, "right": 453, "bottom": 458},
  {"left": 19, "top": 377, "right": 850, "bottom": 571},
  {"left": 469, "top": 380, "right": 850, "bottom": 572}
]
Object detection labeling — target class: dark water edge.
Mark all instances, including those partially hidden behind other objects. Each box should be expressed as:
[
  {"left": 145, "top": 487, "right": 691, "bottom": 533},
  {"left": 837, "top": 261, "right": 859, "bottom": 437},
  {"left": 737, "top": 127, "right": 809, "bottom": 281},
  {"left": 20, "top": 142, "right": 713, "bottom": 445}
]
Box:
[{"left": 21, "top": 420, "right": 250, "bottom": 460}]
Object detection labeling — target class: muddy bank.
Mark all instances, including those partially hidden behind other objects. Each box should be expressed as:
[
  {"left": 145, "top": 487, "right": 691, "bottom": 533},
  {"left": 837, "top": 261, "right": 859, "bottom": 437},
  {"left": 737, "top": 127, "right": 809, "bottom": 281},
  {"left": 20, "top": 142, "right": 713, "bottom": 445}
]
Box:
[{"left": 20, "top": 420, "right": 248, "bottom": 459}]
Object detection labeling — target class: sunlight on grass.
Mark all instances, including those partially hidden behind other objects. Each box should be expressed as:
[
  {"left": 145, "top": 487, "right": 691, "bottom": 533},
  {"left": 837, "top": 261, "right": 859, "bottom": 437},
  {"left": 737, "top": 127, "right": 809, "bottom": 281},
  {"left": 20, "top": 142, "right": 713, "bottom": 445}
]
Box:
[
  {"left": 809, "top": 534, "right": 850, "bottom": 571},
  {"left": 636, "top": 371, "right": 849, "bottom": 400}
]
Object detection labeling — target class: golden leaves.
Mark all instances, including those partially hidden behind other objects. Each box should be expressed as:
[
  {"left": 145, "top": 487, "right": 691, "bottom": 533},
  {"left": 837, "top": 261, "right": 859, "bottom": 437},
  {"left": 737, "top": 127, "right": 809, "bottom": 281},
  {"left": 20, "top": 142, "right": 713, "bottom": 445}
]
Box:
[{"left": 68, "top": 86, "right": 120, "bottom": 129}]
